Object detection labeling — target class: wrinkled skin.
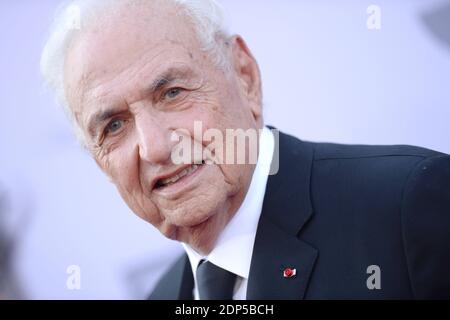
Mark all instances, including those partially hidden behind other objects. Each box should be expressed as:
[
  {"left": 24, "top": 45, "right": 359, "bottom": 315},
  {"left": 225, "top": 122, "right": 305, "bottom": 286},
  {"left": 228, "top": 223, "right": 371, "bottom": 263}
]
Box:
[{"left": 64, "top": 1, "right": 263, "bottom": 254}]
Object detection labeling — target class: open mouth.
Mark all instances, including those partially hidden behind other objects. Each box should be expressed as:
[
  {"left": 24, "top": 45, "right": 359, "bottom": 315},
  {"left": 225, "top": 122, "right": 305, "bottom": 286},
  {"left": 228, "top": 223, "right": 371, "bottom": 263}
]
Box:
[{"left": 154, "top": 160, "right": 206, "bottom": 190}]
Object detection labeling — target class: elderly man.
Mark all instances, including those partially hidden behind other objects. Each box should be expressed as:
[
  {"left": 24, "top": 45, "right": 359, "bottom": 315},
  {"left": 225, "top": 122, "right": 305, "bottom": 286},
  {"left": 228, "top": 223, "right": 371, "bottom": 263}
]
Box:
[{"left": 41, "top": 0, "right": 450, "bottom": 299}]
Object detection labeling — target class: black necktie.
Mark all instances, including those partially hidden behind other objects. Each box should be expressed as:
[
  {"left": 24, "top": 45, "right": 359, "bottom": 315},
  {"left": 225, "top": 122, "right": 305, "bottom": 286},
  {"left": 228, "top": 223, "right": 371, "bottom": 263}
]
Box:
[{"left": 196, "top": 260, "right": 237, "bottom": 300}]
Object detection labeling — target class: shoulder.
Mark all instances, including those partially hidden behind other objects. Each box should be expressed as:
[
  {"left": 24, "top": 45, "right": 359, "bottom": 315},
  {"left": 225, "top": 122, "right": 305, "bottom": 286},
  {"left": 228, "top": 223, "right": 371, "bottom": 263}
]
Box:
[
  {"left": 401, "top": 154, "right": 450, "bottom": 298},
  {"left": 303, "top": 138, "right": 447, "bottom": 188},
  {"left": 311, "top": 140, "right": 442, "bottom": 161},
  {"left": 278, "top": 130, "right": 446, "bottom": 187},
  {"left": 277, "top": 129, "right": 443, "bottom": 167},
  {"left": 299, "top": 137, "right": 450, "bottom": 298}
]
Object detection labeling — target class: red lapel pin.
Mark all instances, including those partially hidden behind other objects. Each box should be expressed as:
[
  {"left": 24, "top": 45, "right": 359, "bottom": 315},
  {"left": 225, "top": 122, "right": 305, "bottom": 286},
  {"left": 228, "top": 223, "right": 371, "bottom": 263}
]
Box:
[{"left": 283, "top": 267, "right": 297, "bottom": 278}]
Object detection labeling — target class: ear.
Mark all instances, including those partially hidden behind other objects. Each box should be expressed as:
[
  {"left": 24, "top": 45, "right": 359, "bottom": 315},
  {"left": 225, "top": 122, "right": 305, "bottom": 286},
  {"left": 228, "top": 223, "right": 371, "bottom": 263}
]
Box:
[{"left": 230, "top": 35, "right": 263, "bottom": 125}]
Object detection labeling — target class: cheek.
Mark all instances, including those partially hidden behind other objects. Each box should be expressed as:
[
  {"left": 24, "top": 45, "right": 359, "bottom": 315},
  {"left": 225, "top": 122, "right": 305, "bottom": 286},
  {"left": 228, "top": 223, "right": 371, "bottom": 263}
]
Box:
[
  {"left": 174, "top": 86, "right": 250, "bottom": 136},
  {"left": 108, "top": 147, "right": 138, "bottom": 189},
  {"left": 114, "top": 168, "right": 163, "bottom": 227},
  {"left": 100, "top": 144, "right": 159, "bottom": 222},
  {"left": 218, "top": 163, "right": 249, "bottom": 194}
]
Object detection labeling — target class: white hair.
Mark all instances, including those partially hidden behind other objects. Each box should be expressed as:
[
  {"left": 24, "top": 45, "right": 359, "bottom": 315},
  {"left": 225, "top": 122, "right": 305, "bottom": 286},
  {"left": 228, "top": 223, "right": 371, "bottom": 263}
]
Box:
[{"left": 40, "top": 0, "right": 230, "bottom": 144}]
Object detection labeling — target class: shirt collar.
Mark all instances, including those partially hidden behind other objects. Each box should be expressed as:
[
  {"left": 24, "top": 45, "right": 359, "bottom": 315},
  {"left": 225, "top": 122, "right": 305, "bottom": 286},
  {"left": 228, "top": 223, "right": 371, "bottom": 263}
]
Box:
[{"left": 183, "top": 126, "right": 275, "bottom": 280}]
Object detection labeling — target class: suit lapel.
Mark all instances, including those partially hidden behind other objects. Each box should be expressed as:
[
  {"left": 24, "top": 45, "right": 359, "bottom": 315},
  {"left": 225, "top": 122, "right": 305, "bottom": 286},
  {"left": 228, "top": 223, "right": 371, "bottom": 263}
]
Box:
[
  {"left": 247, "top": 131, "right": 318, "bottom": 299},
  {"left": 148, "top": 254, "right": 194, "bottom": 300},
  {"left": 175, "top": 255, "right": 195, "bottom": 300}
]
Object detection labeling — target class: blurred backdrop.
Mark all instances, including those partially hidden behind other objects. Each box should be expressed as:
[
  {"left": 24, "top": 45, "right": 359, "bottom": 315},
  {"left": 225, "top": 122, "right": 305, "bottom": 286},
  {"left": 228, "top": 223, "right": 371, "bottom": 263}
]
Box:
[{"left": 0, "top": 0, "right": 449, "bottom": 299}]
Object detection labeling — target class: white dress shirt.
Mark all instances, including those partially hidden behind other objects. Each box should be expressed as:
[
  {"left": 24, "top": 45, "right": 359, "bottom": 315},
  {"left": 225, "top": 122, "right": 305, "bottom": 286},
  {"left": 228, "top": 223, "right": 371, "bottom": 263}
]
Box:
[{"left": 183, "top": 126, "right": 275, "bottom": 300}]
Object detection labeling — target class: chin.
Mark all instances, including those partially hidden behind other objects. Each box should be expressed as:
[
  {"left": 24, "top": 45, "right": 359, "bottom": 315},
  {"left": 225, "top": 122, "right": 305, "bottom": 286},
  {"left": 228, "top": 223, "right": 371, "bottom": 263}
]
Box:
[
  {"left": 180, "top": 214, "right": 225, "bottom": 254},
  {"left": 157, "top": 222, "right": 179, "bottom": 241}
]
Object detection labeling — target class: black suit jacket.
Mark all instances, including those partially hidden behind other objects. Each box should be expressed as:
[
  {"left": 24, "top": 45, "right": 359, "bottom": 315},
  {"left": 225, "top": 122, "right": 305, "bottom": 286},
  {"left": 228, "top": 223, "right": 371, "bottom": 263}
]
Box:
[{"left": 149, "top": 130, "right": 450, "bottom": 299}]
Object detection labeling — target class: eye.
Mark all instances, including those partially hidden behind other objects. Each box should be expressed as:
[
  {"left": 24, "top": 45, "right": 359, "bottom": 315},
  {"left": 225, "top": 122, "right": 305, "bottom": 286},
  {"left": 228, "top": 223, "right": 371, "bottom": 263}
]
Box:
[
  {"left": 105, "top": 119, "right": 124, "bottom": 135},
  {"left": 164, "top": 87, "right": 183, "bottom": 99}
]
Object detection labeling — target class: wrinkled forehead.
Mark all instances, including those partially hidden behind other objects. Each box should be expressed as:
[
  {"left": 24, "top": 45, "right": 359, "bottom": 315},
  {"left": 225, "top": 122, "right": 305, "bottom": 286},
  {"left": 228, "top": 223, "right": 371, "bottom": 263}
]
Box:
[{"left": 64, "top": 1, "right": 205, "bottom": 111}]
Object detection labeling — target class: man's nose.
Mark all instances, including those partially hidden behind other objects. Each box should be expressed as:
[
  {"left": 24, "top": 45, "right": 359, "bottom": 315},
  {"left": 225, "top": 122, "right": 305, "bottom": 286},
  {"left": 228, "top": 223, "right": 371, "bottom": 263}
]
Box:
[{"left": 135, "top": 113, "right": 172, "bottom": 165}]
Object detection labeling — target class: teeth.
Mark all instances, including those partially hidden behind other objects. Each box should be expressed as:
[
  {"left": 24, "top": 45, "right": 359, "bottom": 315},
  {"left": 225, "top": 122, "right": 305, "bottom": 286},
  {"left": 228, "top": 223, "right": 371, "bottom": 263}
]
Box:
[{"left": 158, "top": 164, "right": 200, "bottom": 187}]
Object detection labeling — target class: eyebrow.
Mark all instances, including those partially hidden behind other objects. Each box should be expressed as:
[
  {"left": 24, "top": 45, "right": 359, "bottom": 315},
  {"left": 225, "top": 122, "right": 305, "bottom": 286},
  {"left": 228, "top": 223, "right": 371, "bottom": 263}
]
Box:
[
  {"left": 146, "top": 67, "right": 194, "bottom": 94},
  {"left": 86, "top": 66, "right": 195, "bottom": 139}
]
